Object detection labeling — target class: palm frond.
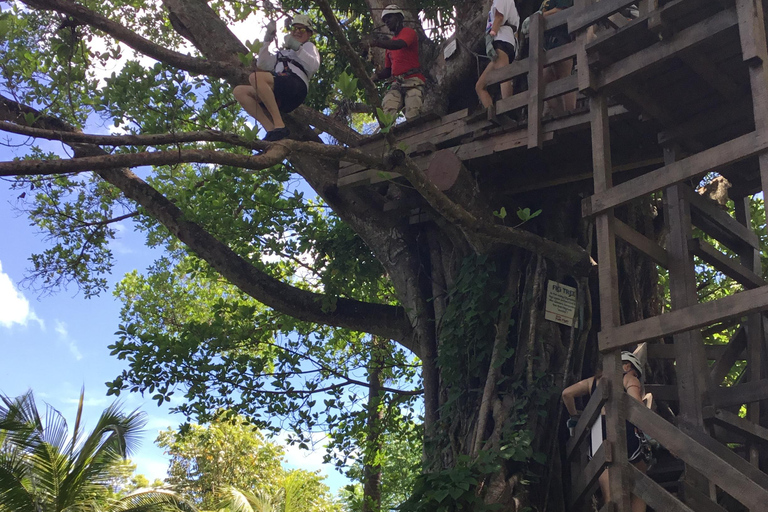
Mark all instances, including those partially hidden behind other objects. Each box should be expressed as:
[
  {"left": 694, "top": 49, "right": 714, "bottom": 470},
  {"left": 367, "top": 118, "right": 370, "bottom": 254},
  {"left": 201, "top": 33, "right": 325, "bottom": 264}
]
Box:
[
  {"left": 0, "top": 450, "right": 36, "bottom": 512},
  {"left": 110, "top": 488, "right": 199, "bottom": 512}
]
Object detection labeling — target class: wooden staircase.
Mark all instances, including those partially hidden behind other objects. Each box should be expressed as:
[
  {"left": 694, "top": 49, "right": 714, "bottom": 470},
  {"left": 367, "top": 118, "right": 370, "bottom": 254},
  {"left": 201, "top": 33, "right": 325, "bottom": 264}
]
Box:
[{"left": 336, "top": 0, "right": 768, "bottom": 509}]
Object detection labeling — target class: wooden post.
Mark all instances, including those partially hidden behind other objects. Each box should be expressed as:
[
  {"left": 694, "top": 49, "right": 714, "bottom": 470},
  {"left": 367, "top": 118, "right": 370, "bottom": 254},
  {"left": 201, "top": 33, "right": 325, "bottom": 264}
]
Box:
[
  {"left": 591, "top": 91, "right": 631, "bottom": 512},
  {"left": 662, "top": 145, "right": 714, "bottom": 502},
  {"left": 734, "top": 195, "right": 765, "bottom": 472},
  {"left": 528, "top": 12, "right": 544, "bottom": 149},
  {"left": 736, "top": 0, "right": 768, "bottom": 477},
  {"left": 575, "top": 0, "right": 596, "bottom": 95}
]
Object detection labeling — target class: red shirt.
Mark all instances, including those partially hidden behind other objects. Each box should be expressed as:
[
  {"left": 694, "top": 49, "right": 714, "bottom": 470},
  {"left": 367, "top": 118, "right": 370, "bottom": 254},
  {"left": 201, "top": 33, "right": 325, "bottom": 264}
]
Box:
[{"left": 384, "top": 27, "right": 425, "bottom": 81}]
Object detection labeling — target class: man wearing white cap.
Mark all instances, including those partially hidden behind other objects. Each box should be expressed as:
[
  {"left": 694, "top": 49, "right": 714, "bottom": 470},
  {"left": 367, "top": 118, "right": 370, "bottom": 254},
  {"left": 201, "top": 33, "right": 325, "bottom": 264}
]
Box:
[{"left": 233, "top": 14, "right": 321, "bottom": 141}]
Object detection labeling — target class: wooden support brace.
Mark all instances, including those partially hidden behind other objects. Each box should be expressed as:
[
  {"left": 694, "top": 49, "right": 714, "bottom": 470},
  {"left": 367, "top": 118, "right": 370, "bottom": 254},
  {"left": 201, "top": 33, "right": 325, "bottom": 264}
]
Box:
[
  {"left": 704, "top": 406, "right": 768, "bottom": 445},
  {"left": 710, "top": 326, "right": 748, "bottom": 385},
  {"left": 569, "top": 0, "right": 639, "bottom": 34},
  {"left": 613, "top": 218, "right": 669, "bottom": 267},
  {"left": 689, "top": 238, "right": 766, "bottom": 289},
  {"left": 679, "top": 480, "right": 729, "bottom": 512},
  {"left": 684, "top": 186, "right": 760, "bottom": 253}
]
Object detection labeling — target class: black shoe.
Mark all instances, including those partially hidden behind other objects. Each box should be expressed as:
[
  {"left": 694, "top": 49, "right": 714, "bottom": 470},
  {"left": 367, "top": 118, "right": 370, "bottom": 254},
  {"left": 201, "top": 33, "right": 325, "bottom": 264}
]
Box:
[{"left": 264, "top": 127, "right": 290, "bottom": 141}]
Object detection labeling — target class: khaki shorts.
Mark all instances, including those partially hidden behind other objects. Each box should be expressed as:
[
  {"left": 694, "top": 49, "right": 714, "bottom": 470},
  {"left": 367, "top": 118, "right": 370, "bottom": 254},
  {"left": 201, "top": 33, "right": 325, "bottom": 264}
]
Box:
[{"left": 382, "top": 76, "right": 425, "bottom": 121}]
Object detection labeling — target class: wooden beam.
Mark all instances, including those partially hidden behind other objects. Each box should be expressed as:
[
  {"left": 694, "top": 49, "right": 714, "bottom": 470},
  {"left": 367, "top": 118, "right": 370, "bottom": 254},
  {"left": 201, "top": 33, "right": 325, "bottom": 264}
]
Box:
[
  {"left": 629, "top": 464, "right": 695, "bottom": 512},
  {"left": 685, "top": 426, "right": 768, "bottom": 491},
  {"left": 689, "top": 238, "right": 766, "bottom": 289},
  {"left": 704, "top": 406, "right": 768, "bottom": 444},
  {"left": 712, "top": 379, "right": 768, "bottom": 408},
  {"left": 657, "top": 97, "right": 753, "bottom": 147},
  {"left": 647, "top": 344, "right": 738, "bottom": 361},
  {"left": 596, "top": 9, "right": 739, "bottom": 89},
  {"left": 625, "top": 397, "right": 768, "bottom": 509},
  {"left": 583, "top": 131, "right": 768, "bottom": 217},
  {"left": 598, "top": 285, "right": 768, "bottom": 351},
  {"left": 567, "top": 379, "right": 608, "bottom": 459},
  {"left": 613, "top": 218, "right": 669, "bottom": 267},
  {"left": 710, "top": 326, "right": 748, "bottom": 385}
]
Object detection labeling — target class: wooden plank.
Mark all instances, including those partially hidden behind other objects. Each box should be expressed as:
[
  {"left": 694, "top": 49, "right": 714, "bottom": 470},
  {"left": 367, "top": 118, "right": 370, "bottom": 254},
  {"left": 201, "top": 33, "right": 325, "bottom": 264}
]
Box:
[
  {"left": 570, "top": 441, "right": 611, "bottom": 507},
  {"left": 710, "top": 326, "right": 748, "bottom": 385},
  {"left": 644, "top": 384, "right": 679, "bottom": 402},
  {"left": 629, "top": 464, "right": 695, "bottom": 512},
  {"left": 690, "top": 238, "right": 766, "bottom": 289},
  {"left": 625, "top": 397, "right": 768, "bottom": 509},
  {"left": 647, "top": 344, "right": 736, "bottom": 361},
  {"left": 704, "top": 406, "right": 768, "bottom": 444},
  {"left": 736, "top": 0, "right": 768, "bottom": 65},
  {"left": 566, "top": 379, "right": 608, "bottom": 459},
  {"left": 712, "top": 379, "right": 768, "bottom": 408},
  {"left": 598, "top": 285, "right": 768, "bottom": 351},
  {"left": 485, "top": 60, "right": 528, "bottom": 88},
  {"left": 597, "top": 9, "right": 739, "bottom": 89},
  {"left": 544, "top": 40, "right": 578, "bottom": 66},
  {"left": 657, "top": 97, "right": 753, "bottom": 147},
  {"left": 680, "top": 481, "right": 729, "bottom": 512},
  {"left": 582, "top": 131, "right": 768, "bottom": 217},
  {"left": 545, "top": 74, "right": 579, "bottom": 101},
  {"left": 684, "top": 186, "right": 761, "bottom": 251},
  {"left": 569, "top": 0, "right": 638, "bottom": 34},
  {"left": 613, "top": 218, "right": 669, "bottom": 267},
  {"left": 545, "top": 6, "right": 572, "bottom": 32},
  {"left": 528, "top": 13, "right": 545, "bottom": 149}
]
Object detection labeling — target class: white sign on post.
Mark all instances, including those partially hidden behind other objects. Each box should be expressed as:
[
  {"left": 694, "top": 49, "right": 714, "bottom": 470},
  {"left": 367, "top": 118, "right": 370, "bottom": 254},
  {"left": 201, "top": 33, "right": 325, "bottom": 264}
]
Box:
[{"left": 544, "top": 280, "right": 577, "bottom": 327}]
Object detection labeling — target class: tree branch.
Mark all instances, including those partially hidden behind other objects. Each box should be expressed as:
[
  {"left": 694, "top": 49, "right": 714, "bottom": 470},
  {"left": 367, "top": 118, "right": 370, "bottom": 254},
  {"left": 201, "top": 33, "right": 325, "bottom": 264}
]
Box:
[
  {"left": 0, "top": 121, "right": 384, "bottom": 170},
  {"left": 20, "top": 0, "right": 245, "bottom": 82},
  {"left": 314, "top": 0, "right": 382, "bottom": 110},
  {"left": 392, "top": 158, "right": 593, "bottom": 274},
  {"left": 0, "top": 97, "right": 414, "bottom": 347}
]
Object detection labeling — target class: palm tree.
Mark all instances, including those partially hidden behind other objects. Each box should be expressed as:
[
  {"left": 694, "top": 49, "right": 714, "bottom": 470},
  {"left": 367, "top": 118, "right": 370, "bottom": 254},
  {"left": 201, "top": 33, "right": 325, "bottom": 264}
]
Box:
[
  {"left": 217, "top": 471, "right": 340, "bottom": 512},
  {"left": 0, "top": 389, "right": 195, "bottom": 512}
]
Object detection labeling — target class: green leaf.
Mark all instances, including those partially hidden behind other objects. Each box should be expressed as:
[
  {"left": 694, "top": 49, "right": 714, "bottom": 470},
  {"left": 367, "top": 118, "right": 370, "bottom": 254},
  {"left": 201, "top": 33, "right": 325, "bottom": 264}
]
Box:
[{"left": 493, "top": 207, "right": 507, "bottom": 220}]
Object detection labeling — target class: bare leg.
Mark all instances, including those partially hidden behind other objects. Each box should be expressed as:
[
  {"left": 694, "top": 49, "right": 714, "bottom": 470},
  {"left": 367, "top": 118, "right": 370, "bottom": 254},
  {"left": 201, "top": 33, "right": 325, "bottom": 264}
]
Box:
[
  {"left": 233, "top": 84, "right": 275, "bottom": 132},
  {"left": 630, "top": 460, "right": 647, "bottom": 512},
  {"left": 598, "top": 468, "right": 610, "bottom": 504},
  {"left": 555, "top": 58, "right": 576, "bottom": 112},
  {"left": 253, "top": 71, "right": 284, "bottom": 130},
  {"left": 475, "top": 49, "right": 511, "bottom": 108}
]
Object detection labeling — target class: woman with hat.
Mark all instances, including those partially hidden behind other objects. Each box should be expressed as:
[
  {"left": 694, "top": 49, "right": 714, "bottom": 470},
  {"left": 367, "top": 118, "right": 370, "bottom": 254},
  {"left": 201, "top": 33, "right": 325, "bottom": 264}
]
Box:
[
  {"left": 233, "top": 14, "right": 320, "bottom": 141},
  {"left": 562, "top": 351, "right": 650, "bottom": 512}
]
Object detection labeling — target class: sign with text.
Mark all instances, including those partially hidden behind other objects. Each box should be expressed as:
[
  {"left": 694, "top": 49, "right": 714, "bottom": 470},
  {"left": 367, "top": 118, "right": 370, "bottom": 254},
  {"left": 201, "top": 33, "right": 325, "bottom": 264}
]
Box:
[{"left": 545, "top": 280, "right": 577, "bottom": 327}]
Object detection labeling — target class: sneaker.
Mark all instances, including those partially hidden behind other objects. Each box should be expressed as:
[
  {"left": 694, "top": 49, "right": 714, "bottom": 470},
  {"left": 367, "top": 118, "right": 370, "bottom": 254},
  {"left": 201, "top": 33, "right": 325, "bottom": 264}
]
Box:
[{"left": 264, "top": 127, "right": 290, "bottom": 141}]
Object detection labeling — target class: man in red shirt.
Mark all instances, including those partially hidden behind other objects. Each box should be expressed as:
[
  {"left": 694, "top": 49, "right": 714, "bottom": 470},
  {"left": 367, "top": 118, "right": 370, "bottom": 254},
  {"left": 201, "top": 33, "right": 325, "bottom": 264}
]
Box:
[{"left": 370, "top": 5, "right": 425, "bottom": 121}]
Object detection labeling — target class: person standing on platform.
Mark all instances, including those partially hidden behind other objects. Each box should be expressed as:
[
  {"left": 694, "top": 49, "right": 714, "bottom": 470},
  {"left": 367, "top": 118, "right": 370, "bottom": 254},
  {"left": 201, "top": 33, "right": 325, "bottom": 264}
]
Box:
[
  {"left": 369, "top": 5, "right": 426, "bottom": 121},
  {"left": 475, "top": 0, "right": 520, "bottom": 109}
]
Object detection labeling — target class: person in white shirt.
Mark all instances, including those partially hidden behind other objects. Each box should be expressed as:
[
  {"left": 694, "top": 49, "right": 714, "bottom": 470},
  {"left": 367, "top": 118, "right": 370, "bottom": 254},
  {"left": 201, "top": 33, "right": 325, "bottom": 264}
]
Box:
[
  {"left": 233, "top": 15, "right": 321, "bottom": 141},
  {"left": 475, "top": 0, "right": 520, "bottom": 108}
]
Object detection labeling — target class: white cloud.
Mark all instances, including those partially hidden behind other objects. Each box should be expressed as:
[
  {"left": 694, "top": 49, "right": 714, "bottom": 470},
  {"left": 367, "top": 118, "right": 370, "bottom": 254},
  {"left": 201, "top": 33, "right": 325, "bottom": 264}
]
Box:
[
  {"left": 277, "top": 431, "right": 330, "bottom": 472},
  {"left": 0, "top": 260, "right": 44, "bottom": 329},
  {"left": 54, "top": 320, "right": 83, "bottom": 361}
]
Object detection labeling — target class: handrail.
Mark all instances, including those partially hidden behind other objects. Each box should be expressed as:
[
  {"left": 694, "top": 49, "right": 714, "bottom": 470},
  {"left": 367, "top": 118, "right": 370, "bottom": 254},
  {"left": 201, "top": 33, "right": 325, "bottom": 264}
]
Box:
[
  {"left": 568, "top": 0, "right": 639, "bottom": 34},
  {"left": 566, "top": 378, "right": 609, "bottom": 459}
]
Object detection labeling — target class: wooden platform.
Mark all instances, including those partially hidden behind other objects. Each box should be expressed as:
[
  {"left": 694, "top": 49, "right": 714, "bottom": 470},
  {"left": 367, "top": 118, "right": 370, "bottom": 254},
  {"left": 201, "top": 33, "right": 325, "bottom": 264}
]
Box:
[{"left": 339, "top": 0, "right": 768, "bottom": 510}]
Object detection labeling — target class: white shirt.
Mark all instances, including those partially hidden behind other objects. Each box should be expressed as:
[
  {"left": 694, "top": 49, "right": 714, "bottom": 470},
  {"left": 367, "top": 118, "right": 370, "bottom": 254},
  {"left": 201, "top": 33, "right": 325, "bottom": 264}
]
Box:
[
  {"left": 262, "top": 42, "right": 320, "bottom": 89},
  {"left": 487, "top": 0, "right": 520, "bottom": 50}
]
